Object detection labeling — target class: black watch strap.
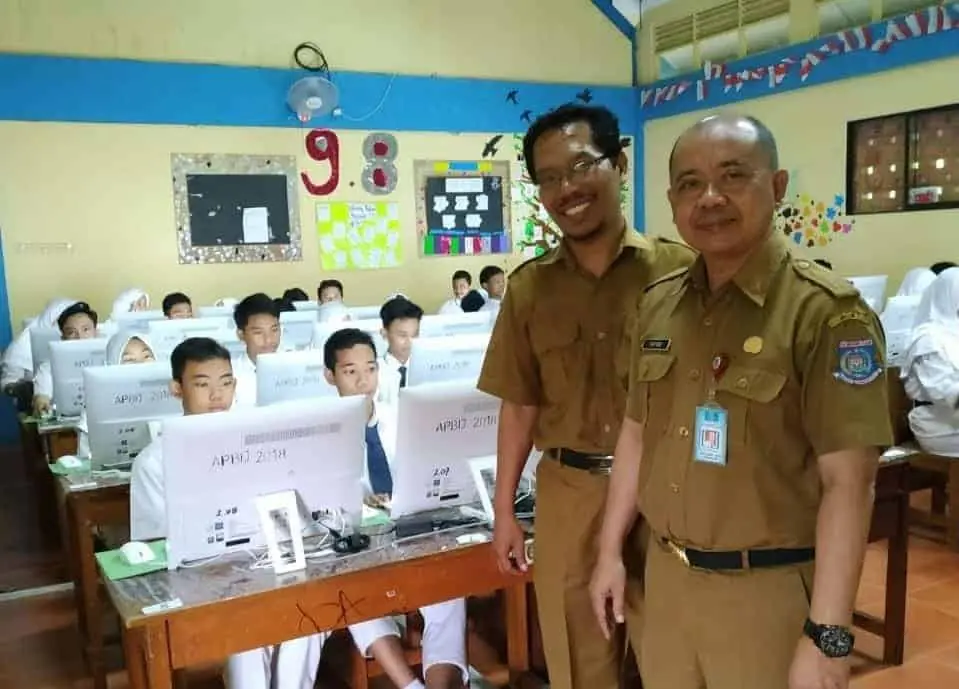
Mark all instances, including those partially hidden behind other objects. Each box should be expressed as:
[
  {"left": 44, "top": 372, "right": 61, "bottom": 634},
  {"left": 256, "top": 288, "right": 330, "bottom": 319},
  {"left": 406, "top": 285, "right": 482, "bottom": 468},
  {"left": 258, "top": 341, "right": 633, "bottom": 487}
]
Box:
[{"left": 803, "top": 619, "right": 855, "bottom": 658}]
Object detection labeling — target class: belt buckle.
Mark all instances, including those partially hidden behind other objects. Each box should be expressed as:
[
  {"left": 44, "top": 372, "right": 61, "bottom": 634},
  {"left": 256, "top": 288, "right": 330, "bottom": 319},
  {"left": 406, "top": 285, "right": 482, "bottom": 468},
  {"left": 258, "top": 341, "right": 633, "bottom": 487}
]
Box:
[
  {"left": 665, "top": 539, "right": 690, "bottom": 567},
  {"left": 589, "top": 459, "right": 613, "bottom": 476}
]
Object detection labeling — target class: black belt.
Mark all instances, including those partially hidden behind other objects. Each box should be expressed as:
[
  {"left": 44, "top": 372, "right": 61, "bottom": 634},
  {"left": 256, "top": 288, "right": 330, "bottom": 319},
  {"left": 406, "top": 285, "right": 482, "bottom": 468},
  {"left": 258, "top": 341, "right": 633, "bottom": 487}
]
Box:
[
  {"left": 547, "top": 448, "right": 613, "bottom": 474},
  {"left": 659, "top": 537, "right": 814, "bottom": 571}
]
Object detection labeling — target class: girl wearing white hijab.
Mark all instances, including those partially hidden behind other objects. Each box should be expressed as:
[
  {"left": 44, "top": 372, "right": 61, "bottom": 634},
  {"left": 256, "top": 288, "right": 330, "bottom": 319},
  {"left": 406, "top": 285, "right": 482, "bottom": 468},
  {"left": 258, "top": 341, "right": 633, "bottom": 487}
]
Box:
[
  {"left": 75, "top": 331, "right": 156, "bottom": 459},
  {"left": 110, "top": 288, "right": 150, "bottom": 321},
  {"left": 1, "top": 297, "right": 76, "bottom": 387},
  {"left": 901, "top": 267, "right": 959, "bottom": 456},
  {"left": 896, "top": 267, "right": 936, "bottom": 298}
]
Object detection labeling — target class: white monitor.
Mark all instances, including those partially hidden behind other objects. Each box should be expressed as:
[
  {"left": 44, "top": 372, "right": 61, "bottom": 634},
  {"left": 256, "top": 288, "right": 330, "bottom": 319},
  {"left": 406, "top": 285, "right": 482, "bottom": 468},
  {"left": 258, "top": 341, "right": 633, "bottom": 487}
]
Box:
[
  {"left": 407, "top": 332, "right": 491, "bottom": 387},
  {"left": 881, "top": 295, "right": 921, "bottom": 333},
  {"left": 114, "top": 310, "right": 167, "bottom": 332},
  {"left": 83, "top": 362, "right": 181, "bottom": 469},
  {"left": 847, "top": 275, "right": 888, "bottom": 313},
  {"left": 311, "top": 319, "right": 387, "bottom": 359},
  {"left": 280, "top": 310, "right": 318, "bottom": 351},
  {"left": 30, "top": 327, "right": 61, "bottom": 371},
  {"left": 163, "top": 396, "right": 367, "bottom": 568},
  {"left": 349, "top": 305, "right": 381, "bottom": 321},
  {"left": 420, "top": 312, "right": 491, "bottom": 338},
  {"left": 292, "top": 300, "right": 320, "bottom": 312},
  {"left": 390, "top": 380, "right": 498, "bottom": 517},
  {"left": 49, "top": 338, "right": 108, "bottom": 417},
  {"left": 197, "top": 305, "right": 235, "bottom": 319},
  {"left": 256, "top": 350, "right": 337, "bottom": 406},
  {"left": 148, "top": 317, "right": 235, "bottom": 358}
]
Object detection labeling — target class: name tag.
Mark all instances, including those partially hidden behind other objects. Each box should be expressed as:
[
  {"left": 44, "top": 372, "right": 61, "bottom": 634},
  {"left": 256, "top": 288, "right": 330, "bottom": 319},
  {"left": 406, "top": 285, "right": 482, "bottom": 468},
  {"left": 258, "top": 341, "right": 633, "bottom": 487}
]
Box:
[
  {"left": 693, "top": 405, "right": 727, "bottom": 466},
  {"left": 641, "top": 337, "right": 671, "bottom": 352}
]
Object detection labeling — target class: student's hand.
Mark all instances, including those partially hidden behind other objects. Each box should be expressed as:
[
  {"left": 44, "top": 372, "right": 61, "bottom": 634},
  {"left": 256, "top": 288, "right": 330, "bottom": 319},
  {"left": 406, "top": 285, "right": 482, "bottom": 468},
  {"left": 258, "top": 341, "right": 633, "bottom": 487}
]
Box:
[
  {"left": 364, "top": 494, "right": 391, "bottom": 510},
  {"left": 492, "top": 514, "right": 528, "bottom": 574},
  {"left": 32, "top": 395, "right": 52, "bottom": 417},
  {"left": 589, "top": 554, "right": 626, "bottom": 641}
]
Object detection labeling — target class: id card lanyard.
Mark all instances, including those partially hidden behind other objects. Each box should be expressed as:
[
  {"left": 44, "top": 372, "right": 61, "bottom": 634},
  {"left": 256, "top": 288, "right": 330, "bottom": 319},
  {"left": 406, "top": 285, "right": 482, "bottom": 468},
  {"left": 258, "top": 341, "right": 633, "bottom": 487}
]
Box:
[{"left": 693, "top": 354, "right": 729, "bottom": 466}]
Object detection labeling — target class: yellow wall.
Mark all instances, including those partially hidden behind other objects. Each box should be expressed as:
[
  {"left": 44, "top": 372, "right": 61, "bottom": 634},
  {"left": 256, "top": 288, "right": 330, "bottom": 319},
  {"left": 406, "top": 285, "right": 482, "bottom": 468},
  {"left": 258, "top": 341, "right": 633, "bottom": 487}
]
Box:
[
  {"left": 643, "top": 56, "right": 958, "bottom": 289},
  {"left": 0, "top": 122, "right": 633, "bottom": 324},
  {"left": 0, "top": 0, "right": 632, "bottom": 84}
]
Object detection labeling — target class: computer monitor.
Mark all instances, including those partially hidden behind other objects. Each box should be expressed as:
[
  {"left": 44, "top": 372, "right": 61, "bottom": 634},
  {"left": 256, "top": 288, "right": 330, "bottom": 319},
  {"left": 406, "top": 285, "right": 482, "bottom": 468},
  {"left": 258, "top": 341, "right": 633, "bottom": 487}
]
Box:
[
  {"left": 163, "top": 396, "right": 367, "bottom": 568},
  {"left": 49, "top": 338, "right": 108, "bottom": 417},
  {"left": 311, "top": 319, "right": 387, "bottom": 359},
  {"left": 847, "top": 275, "right": 888, "bottom": 313},
  {"left": 390, "top": 380, "right": 498, "bottom": 517},
  {"left": 148, "top": 317, "right": 235, "bottom": 358},
  {"left": 280, "top": 310, "right": 318, "bottom": 351},
  {"left": 114, "top": 310, "right": 167, "bottom": 332},
  {"left": 197, "top": 305, "right": 235, "bottom": 319},
  {"left": 881, "top": 295, "right": 922, "bottom": 368},
  {"left": 420, "top": 312, "right": 492, "bottom": 338},
  {"left": 256, "top": 350, "right": 337, "bottom": 406},
  {"left": 83, "top": 362, "right": 182, "bottom": 469},
  {"left": 30, "top": 327, "right": 61, "bottom": 371},
  {"left": 349, "top": 305, "right": 381, "bottom": 321},
  {"left": 407, "top": 332, "right": 490, "bottom": 387},
  {"left": 292, "top": 300, "right": 320, "bottom": 312}
]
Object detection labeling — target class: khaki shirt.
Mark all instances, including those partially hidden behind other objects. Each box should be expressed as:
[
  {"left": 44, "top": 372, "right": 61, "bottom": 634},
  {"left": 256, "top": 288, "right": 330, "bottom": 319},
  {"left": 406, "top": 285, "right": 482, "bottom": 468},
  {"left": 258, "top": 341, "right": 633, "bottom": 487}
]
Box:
[
  {"left": 626, "top": 234, "right": 893, "bottom": 550},
  {"left": 478, "top": 229, "right": 694, "bottom": 454}
]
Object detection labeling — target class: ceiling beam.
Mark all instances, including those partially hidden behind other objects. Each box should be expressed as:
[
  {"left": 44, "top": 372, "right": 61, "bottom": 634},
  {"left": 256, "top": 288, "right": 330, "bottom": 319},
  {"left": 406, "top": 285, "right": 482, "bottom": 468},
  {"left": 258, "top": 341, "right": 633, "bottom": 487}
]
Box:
[{"left": 590, "top": 0, "right": 637, "bottom": 40}]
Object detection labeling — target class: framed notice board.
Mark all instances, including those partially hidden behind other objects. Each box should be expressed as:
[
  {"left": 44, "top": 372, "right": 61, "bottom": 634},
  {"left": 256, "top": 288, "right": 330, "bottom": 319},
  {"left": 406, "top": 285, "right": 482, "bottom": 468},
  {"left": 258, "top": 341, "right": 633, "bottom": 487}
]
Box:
[
  {"left": 413, "top": 160, "right": 512, "bottom": 257},
  {"left": 171, "top": 153, "right": 302, "bottom": 264}
]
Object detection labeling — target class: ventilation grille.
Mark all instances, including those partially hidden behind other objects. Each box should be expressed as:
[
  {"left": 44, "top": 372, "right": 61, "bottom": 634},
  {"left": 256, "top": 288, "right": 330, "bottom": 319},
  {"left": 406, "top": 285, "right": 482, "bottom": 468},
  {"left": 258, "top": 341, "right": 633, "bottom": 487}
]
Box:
[{"left": 654, "top": 0, "right": 791, "bottom": 52}]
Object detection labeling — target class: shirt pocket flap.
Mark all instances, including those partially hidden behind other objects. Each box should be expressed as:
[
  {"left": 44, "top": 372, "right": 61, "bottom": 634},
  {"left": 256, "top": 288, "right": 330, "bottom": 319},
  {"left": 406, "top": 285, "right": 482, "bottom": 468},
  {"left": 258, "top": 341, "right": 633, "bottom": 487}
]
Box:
[
  {"left": 635, "top": 355, "right": 676, "bottom": 382},
  {"left": 718, "top": 365, "right": 787, "bottom": 403},
  {"left": 530, "top": 320, "right": 579, "bottom": 354}
]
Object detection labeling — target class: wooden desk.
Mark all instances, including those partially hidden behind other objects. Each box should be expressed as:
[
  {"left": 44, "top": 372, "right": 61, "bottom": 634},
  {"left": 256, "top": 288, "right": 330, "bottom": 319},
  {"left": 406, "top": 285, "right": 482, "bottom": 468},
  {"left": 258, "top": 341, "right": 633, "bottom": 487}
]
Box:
[
  {"left": 56, "top": 473, "right": 131, "bottom": 689},
  {"left": 853, "top": 457, "right": 909, "bottom": 666},
  {"left": 37, "top": 416, "right": 80, "bottom": 461},
  {"left": 104, "top": 528, "right": 535, "bottom": 689}
]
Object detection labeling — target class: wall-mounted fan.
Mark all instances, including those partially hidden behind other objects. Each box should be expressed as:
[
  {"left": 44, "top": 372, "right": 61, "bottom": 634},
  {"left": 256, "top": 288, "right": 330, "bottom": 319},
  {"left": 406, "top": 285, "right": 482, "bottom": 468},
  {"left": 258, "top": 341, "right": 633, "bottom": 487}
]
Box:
[{"left": 287, "top": 42, "right": 340, "bottom": 123}]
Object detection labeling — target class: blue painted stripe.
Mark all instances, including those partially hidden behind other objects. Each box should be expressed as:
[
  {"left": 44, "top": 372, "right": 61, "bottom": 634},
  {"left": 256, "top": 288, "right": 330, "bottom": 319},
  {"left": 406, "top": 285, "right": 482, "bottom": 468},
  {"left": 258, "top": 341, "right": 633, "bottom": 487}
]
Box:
[
  {"left": 447, "top": 162, "right": 480, "bottom": 171},
  {"left": 639, "top": 6, "right": 959, "bottom": 121},
  {"left": 591, "top": 0, "right": 637, "bottom": 40},
  {"left": 0, "top": 54, "right": 637, "bottom": 134},
  {"left": 632, "top": 123, "right": 645, "bottom": 233}
]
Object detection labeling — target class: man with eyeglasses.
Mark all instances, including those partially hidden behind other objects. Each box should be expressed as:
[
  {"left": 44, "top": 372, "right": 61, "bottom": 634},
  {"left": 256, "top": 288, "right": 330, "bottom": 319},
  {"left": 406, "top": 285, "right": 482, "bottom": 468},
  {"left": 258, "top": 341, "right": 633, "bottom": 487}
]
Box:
[
  {"left": 590, "top": 114, "right": 892, "bottom": 689},
  {"left": 477, "top": 104, "right": 693, "bottom": 689}
]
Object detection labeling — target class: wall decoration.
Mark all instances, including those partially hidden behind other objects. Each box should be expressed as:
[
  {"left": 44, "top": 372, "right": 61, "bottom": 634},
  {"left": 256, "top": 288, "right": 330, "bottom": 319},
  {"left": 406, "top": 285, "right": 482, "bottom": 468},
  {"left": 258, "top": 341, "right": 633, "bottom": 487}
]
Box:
[
  {"left": 482, "top": 135, "right": 503, "bottom": 158},
  {"left": 413, "top": 160, "right": 511, "bottom": 257},
  {"left": 315, "top": 201, "right": 402, "bottom": 270},
  {"left": 576, "top": 88, "right": 593, "bottom": 103},
  {"left": 361, "top": 132, "right": 399, "bottom": 195},
  {"left": 300, "top": 129, "right": 340, "bottom": 196},
  {"left": 641, "top": 3, "right": 959, "bottom": 110},
  {"left": 172, "top": 153, "right": 301, "bottom": 264},
  {"left": 775, "top": 192, "right": 854, "bottom": 248},
  {"left": 506, "top": 90, "right": 519, "bottom": 105}
]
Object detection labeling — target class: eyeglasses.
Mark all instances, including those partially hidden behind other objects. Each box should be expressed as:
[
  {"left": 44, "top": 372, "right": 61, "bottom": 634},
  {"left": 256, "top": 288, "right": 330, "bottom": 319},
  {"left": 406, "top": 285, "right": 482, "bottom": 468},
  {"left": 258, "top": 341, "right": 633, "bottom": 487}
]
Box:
[
  {"left": 536, "top": 155, "right": 612, "bottom": 192},
  {"left": 672, "top": 168, "right": 760, "bottom": 201}
]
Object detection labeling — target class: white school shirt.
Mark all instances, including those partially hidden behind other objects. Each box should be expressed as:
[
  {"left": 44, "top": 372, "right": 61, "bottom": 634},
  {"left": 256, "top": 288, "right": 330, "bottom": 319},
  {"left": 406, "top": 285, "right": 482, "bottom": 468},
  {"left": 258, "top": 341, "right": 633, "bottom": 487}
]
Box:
[
  {"left": 129, "top": 439, "right": 166, "bottom": 541},
  {"left": 438, "top": 298, "right": 462, "bottom": 315},
  {"left": 480, "top": 297, "right": 501, "bottom": 318},
  {"left": 33, "top": 360, "right": 53, "bottom": 398},
  {"left": 376, "top": 352, "right": 405, "bottom": 408},
  {"left": 231, "top": 353, "right": 258, "bottom": 409}
]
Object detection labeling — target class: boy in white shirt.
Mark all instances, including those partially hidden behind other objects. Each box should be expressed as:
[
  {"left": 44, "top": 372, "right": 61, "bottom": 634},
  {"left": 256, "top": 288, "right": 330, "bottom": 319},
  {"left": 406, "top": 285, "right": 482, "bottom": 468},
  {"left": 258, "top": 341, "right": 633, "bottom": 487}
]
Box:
[
  {"left": 318, "top": 279, "right": 344, "bottom": 304},
  {"left": 161, "top": 292, "right": 193, "bottom": 319},
  {"left": 478, "top": 266, "right": 505, "bottom": 317},
  {"left": 323, "top": 328, "right": 469, "bottom": 689},
  {"left": 231, "top": 293, "right": 281, "bottom": 408},
  {"left": 33, "top": 301, "right": 99, "bottom": 416},
  {"left": 129, "top": 337, "right": 324, "bottom": 689},
  {"left": 377, "top": 296, "right": 424, "bottom": 408},
  {"left": 437, "top": 270, "right": 472, "bottom": 315}
]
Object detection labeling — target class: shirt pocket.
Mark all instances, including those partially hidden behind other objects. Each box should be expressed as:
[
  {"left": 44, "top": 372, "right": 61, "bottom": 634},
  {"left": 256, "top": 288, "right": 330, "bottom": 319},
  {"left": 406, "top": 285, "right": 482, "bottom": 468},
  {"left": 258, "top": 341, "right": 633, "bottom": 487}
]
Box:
[
  {"left": 716, "top": 365, "right": 788, "bottom": 445},
  {"left": 530, "top": 321, "right": 580, "bottom": 404},
  {"left": 630, "top": 354, "right": 676, "bottom": 429}
]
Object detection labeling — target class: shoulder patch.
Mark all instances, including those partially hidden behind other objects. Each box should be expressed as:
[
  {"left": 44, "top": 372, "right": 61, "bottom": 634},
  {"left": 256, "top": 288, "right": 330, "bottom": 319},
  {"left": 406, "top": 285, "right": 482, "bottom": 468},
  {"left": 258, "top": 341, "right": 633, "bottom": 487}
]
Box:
[
  {"left": 644, "top": 266, "right": 688, "bottom": 293},
  {"left": 509, "top": 249, "right": 554, "bottom": 278},
  {"left": 791, "top": 258, "right": 858, "bottom": 298},
  {"left": 834, "top": 338, "right": 882, "bottom": 385},
  {"left": 827, "top": 310, "right": 872, "bottom": 328}
]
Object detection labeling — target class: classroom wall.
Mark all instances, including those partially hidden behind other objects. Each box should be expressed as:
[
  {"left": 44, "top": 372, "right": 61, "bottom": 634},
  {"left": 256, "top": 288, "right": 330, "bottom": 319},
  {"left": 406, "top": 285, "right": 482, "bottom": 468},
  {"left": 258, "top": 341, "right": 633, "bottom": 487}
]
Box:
[{"left": 643, "top": 55, "right": 958, "bottom": 288}]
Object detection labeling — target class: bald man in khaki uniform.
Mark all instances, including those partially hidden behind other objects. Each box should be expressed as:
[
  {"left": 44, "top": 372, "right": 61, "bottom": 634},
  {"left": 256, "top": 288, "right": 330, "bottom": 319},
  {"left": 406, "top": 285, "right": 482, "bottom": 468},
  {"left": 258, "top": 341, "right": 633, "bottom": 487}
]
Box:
[{"left": 591, "top": 115, "right": 891, "bottom": 689}]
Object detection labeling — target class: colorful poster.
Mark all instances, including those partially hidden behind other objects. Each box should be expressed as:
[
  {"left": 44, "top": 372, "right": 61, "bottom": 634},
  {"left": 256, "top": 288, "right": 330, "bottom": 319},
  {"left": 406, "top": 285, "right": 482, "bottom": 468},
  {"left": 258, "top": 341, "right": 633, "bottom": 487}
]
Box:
[{"left": 315, "top": 202, "right": 402, "bottom": 271}]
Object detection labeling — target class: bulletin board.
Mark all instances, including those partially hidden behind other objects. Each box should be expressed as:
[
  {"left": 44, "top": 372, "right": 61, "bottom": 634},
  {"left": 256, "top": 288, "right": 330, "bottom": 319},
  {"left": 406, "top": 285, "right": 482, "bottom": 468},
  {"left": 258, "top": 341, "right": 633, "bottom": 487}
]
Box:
[
  {"left": 316, "top": 201, "right": 403, "bottom": 271},
  {"left": 413, "top": 160, "right": 512, "bottom": 257},
  {"left": 171, "top": 153, "right": 302, "bottom": 264}
]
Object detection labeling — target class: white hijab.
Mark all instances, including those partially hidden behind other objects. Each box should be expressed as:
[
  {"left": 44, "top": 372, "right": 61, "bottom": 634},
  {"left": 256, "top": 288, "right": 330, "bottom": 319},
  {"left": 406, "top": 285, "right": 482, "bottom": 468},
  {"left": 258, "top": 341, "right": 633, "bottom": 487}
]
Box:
[
  {"left": 896, "top": 268, "right": 936, "bottom": 298},
  {"left": 111, "top": 288, "right": 149, "bottom": 320},
  {"left": 903, "top": 267, "right": 959, "bottom": 371},
  {"left": 105, "top": 330, "right": 155, "bottom": 365},
  {"left": 2, "top": 297, "right": 77, "bottom": 374}
]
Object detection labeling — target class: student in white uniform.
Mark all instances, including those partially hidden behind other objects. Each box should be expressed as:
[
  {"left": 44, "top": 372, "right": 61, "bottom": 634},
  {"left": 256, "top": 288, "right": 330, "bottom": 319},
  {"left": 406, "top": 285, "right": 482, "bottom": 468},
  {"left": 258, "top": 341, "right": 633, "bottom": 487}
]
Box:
[
  {"left": 33, "top": 301, "right": 100, "bottom": 416},
  {"left": 323, "top": 329, "right": 468, "bottom": 689},
  {"left": 377, "top": 296, "right": 423, "bottom": 407},
  {"left": 110, "top": 288, "right": 150, "bottom": 321},
  {"left": 438, "top": 270, "right": 472, "bottom": 315},
  {"left": 161, "top": 292, "right": 193, "bottom": 319},
  {"left": 902, "top": 268, "right": 959, "bottom": 456},
  {"left": 895, "top": 267, "right": 936, "bottom": 298},
  {"left": 130, "top": 337, "right": 325, "bottom": 689},
  {"left": 478, "top": 265, "right": 506, "bottom": 317},
  {"left": 2, "top": 297, "right": 77, "bottom": 389},
  {"left": 231, "top": 293, "right": 281, "bottom": 408},
  {"left": 318, "top": 279, "right": 344, "bottom": 304},
  {"left": 76, "top": 330, "right": 156, "bottom": 459}
]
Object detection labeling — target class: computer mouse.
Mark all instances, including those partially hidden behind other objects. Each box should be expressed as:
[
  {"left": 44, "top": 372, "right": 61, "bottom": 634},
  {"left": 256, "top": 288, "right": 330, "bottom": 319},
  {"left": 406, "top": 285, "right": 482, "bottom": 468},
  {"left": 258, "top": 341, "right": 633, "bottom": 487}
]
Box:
[
  {"left": 120, "top": 541, "right": 156, "bottom": 566},
  {"left": 56, "top": 455, "right": 83, "bottom": 471}
]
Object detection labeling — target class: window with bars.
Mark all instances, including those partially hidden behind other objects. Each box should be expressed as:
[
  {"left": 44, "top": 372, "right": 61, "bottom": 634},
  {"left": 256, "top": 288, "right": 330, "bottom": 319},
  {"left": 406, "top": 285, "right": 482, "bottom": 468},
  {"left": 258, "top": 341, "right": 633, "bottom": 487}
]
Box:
[{"left": 846, "top": 104, "right": 959, "bottom": 214}]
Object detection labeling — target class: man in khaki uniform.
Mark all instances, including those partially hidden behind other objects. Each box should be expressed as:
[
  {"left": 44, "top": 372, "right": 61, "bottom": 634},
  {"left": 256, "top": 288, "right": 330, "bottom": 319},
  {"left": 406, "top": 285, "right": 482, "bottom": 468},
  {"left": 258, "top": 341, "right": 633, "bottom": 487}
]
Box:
[
  {"left": 477, "top": 104, "right": 694, "bottom": 689},
  {"left": 590, "top": 114, "right": 892, "bottom": 689}
]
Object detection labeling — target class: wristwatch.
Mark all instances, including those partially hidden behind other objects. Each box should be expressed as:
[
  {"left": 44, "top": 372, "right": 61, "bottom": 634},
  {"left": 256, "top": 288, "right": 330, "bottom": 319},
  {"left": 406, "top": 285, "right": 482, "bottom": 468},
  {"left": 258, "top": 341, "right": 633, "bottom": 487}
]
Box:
[{"left": 803, "top": 619, "right": 855, "bottom": 658}]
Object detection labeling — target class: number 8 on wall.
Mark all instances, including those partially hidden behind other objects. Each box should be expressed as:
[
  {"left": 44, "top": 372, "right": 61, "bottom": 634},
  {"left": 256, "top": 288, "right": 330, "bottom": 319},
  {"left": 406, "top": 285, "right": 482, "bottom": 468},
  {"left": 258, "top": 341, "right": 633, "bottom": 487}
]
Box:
[{"left": 362, "top": 132, "right": 398, "bottom": 195}]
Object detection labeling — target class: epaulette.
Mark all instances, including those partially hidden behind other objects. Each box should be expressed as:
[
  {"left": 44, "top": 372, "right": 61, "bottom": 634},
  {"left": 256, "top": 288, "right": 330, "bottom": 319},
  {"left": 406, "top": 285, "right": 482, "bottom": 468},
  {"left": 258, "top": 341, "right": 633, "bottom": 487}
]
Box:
[
  {"left": 509, "top": 248, "right": 554, "bottom": 277},
  {"left": 644, "top": 265, "right": 689, "bottom": 293},
  {"left": 790, "top": 258, "right": 858, "bottom": 299}
]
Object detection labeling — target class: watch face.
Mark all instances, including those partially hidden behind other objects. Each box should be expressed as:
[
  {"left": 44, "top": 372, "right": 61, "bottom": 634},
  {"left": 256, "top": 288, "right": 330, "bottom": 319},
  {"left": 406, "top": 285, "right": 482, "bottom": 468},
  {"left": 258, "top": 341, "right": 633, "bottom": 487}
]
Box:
[{"left": 819, "top": 626, "right": 854, "bottom": 658}]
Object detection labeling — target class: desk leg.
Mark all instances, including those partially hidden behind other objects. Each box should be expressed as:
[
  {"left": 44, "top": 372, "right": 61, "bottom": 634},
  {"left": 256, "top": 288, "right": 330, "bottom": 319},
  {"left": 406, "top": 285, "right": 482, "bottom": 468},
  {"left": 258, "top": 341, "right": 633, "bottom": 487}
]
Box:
[
  {"left": 505, "top": 581, "right": 539, "bottom": 689},
  {"left": 72, "top": 498, "right": 108, "bottom": 689},
  {"left": 123, "top": 624, "right": 174, "bottom": 689},
  {"left": 883, "top": 479, "right": 909, "bottom": 666}
]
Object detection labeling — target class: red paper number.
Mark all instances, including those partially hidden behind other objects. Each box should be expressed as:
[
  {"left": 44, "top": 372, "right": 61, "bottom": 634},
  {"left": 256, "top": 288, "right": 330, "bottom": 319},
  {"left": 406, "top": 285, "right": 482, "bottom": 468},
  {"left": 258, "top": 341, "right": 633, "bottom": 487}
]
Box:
[{"left": 300, "top": 129, "right": 340, "bottom": 196}]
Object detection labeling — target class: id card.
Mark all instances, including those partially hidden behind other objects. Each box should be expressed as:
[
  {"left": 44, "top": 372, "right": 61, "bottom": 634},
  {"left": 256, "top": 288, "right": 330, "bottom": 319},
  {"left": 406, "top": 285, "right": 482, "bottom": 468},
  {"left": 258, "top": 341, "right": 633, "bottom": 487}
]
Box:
[{"left": 693, "top": 404, "right": 728, "bottom": 466}]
